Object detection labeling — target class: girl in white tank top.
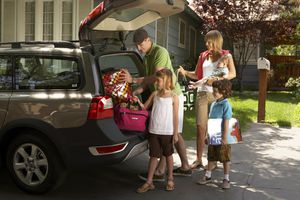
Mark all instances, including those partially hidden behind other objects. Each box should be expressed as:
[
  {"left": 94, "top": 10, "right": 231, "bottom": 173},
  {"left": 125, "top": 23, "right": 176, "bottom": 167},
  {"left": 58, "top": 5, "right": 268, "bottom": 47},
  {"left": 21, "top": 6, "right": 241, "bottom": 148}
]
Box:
[
  {"left": 148, "top": 93, "right": 175, "bottom": 135},
  {"left": 136, "top": 68, "right": 179, "bottom": 193}
]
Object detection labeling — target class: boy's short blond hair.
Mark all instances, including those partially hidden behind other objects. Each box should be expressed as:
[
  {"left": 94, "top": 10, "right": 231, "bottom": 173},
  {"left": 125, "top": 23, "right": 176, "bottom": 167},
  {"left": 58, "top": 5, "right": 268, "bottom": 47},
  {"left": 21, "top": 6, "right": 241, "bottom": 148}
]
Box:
[{"left": 205, "top": 30, "right": 223, "bottom": 53}]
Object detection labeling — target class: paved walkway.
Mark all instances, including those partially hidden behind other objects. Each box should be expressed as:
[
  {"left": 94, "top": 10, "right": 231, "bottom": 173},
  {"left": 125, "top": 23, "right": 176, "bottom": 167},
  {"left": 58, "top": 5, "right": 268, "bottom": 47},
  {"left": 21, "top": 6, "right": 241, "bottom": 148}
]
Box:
[
  {"left": 175, "top": 123, "right": 300, "bottom": 200},
  {"left": 0, "top": 123, "right": 299, "bottom": 200}
]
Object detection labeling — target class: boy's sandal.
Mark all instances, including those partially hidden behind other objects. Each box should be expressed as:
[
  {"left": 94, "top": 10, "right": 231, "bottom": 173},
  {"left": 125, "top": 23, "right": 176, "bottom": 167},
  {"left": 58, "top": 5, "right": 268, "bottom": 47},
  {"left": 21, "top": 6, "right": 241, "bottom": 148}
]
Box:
[
  {"left": 165, "top": 180, "right": 175, "bottom": 191},
  {"left": 191, "top": 160, "right": 204, "bottom": 169},
  {"left": 136, "top": 182, "right": 155, "bottom": 193}
]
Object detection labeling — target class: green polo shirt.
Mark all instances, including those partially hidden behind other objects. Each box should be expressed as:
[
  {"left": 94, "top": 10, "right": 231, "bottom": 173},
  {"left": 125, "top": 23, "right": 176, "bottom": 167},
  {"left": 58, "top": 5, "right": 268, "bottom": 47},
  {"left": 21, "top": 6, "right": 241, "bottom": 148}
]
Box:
[{"left": 144, "top": 43, "right": 182, "bottom": 95}]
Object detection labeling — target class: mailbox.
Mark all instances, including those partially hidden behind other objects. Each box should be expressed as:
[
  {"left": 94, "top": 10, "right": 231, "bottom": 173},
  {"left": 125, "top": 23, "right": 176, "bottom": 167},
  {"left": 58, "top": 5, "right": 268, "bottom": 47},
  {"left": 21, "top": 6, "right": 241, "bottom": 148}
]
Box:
[{"left": 257, "top": 57, "right": 270, "bottom": 70}]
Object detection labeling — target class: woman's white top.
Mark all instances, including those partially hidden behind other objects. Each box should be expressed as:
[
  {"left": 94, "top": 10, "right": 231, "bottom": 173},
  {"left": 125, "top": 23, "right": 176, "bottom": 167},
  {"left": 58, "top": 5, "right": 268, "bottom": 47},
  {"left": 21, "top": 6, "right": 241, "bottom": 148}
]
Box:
[
  {"left": 149, "top": 94, "right": 174, "bottom": 135},
  {"left": 198, "top": 53, "right": 232, "bottom": 93}
]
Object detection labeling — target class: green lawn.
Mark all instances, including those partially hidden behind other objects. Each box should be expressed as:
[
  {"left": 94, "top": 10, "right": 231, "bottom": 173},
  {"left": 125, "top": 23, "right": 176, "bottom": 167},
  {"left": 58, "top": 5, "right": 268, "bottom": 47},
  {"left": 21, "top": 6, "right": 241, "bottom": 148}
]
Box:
[{"left": 182, "top": 91, "right": 300, "bottom": 140}]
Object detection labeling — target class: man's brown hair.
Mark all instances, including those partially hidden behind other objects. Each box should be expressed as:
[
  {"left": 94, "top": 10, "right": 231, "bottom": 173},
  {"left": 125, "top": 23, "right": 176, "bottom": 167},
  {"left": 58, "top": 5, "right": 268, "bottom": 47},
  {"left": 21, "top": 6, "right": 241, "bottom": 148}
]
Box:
[{"left": 133, "top": 28, "right": 149, "bottom": 44}]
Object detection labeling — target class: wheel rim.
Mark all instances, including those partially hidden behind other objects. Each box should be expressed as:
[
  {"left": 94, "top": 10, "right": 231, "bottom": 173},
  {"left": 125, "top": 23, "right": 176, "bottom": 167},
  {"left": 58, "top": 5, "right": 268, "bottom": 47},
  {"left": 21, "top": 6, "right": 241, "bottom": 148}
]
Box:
[{"left": 13, "top": 143, "right": 49, "bottom": 186}]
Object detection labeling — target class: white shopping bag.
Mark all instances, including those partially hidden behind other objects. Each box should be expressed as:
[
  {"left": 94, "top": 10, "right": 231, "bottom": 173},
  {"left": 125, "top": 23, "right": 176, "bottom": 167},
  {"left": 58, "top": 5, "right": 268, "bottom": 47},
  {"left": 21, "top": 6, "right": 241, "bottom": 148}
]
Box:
[{"left": 207, "top": 118, "right": 242, "bottom": 145}]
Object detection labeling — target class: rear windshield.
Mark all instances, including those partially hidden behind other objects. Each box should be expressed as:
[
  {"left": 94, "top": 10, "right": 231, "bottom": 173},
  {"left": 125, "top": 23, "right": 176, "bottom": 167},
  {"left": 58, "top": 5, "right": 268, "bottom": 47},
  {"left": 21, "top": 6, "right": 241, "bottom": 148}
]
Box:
[
  {"left": 15, "top": 56, "right": 81, "bottom": 90},
  {"left": 98, "top": 53, "right": 143, "bottom": 76}
]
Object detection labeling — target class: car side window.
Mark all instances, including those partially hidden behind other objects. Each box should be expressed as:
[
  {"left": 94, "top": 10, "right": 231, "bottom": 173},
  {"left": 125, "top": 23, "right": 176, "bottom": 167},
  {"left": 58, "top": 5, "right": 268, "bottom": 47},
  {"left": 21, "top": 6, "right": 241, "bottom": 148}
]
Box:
[
  {"left": 15, "top": 56, "right": 81, "bottom": 90},
  {"left": 0, "top": 56, "right": 12, "bottom": 90}
]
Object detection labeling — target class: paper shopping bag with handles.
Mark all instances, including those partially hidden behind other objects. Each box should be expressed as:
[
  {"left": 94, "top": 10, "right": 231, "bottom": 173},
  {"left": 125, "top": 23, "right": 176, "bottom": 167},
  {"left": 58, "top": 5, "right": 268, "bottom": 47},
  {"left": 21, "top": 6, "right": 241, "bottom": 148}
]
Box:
[{"left": 207, "top": 118, "right": 242, "bottom": 145}]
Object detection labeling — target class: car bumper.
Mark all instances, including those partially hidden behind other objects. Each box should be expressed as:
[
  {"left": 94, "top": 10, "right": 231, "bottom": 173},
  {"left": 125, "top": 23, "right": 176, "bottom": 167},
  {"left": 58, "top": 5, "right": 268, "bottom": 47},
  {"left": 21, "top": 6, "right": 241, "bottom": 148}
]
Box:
[
  {"left": 122, "top": 140, "right": 148, "bottom": 162},
  {"left": 54, "top": 118, "right": 148, "bottom": 168}
]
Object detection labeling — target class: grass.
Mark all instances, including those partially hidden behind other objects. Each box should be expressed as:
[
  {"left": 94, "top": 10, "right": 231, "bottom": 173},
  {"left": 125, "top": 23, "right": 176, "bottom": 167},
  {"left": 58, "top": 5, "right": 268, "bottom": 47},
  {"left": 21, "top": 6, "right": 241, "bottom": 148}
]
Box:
[{"left": 182, "top": 91, "right": 300, "bottom": 140}]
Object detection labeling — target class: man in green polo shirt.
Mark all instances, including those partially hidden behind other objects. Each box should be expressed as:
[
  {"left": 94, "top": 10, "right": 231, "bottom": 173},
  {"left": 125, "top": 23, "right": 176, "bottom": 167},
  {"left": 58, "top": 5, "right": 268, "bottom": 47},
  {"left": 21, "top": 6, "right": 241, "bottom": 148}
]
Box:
[{"left": 122, "top": 28, "right": 191, "bottom": 180}]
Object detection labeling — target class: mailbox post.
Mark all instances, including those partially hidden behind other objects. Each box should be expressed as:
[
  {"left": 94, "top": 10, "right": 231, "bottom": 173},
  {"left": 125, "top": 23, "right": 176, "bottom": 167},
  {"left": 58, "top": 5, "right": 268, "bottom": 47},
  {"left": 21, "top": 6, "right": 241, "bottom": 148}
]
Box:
[{"left": 257, "top": 57, "right": 270, "bottom": 123}]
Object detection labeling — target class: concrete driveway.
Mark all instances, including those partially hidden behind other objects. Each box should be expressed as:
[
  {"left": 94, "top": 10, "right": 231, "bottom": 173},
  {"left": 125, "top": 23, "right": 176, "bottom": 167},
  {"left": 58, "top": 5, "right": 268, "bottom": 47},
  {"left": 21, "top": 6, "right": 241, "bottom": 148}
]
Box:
[{"left": 0, "top": 123, "right": 299, "bottom": 200}]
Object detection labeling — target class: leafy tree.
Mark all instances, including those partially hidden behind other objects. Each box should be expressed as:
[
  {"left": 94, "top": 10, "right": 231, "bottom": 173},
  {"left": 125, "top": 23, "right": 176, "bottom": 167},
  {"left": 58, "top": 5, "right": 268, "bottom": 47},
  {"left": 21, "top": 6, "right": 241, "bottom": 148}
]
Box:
[
  {"left": 191, "top": 0, "right": 296, "bottom": 91},
  {"left": 277, "top": 0, "right": 300, "bottom": 55}
]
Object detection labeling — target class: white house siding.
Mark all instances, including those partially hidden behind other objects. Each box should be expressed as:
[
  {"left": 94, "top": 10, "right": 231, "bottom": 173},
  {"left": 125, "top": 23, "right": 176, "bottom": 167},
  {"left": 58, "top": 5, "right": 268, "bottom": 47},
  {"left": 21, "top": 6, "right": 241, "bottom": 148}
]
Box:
[
  {"left": 241, "top": 65, "right": 259, "bottom": 89},
  {"left": 140, "top": 13, "right": 202, "bottom": 69},
  {"left": 1, "top": 0, "right": 16, "bottom": 42},
  {"left": 167, "top": 13, "right": 202, "bottom": 68},
  {"left": 0, "top": 0, "right": 94, "bottom": 42},
  {"left": 78, "top": 0, "right": 93, "bottom": 31}
]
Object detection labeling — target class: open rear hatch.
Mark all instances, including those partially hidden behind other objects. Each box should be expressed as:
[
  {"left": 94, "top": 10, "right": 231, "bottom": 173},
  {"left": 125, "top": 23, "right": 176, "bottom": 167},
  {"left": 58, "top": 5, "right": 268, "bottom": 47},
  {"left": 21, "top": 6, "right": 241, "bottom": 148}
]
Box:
[
  {"left": 79, "top": 0, "right": 185, "bottom": 47},
  {"left": 80, "top": 0, "right": 185, "bottom": 136}
]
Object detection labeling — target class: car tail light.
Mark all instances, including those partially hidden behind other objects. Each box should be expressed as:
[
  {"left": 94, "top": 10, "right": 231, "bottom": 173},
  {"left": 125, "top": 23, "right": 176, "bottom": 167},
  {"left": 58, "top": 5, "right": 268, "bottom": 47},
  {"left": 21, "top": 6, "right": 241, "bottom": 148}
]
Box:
[
  {"left": 88, "top": 96, "right": 113, "bottom": 120},
  {"left": 88, "top": 142, "right": 128, "bottom": 156}
]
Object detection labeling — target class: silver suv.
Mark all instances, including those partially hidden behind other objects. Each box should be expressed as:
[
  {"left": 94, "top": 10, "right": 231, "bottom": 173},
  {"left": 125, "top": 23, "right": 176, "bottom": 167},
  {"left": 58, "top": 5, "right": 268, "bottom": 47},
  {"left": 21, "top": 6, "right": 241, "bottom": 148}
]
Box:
[{"left": 0, "top": 0, "right": 185, "bottom": 194}]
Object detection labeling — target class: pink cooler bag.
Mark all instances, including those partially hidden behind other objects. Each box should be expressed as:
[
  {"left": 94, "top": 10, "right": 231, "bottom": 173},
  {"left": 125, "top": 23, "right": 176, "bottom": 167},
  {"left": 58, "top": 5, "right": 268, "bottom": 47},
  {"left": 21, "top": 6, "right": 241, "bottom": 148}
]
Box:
[{"left": 114, "top": 104, "right": 149, "bottom": 132}]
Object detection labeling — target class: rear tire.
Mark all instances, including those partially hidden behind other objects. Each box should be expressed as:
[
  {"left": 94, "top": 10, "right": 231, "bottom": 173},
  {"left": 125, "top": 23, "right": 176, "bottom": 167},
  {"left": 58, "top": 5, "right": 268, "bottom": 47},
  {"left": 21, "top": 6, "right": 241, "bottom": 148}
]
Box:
[{"left": 6, "top": 133, "right": 66, "bottom": 194}]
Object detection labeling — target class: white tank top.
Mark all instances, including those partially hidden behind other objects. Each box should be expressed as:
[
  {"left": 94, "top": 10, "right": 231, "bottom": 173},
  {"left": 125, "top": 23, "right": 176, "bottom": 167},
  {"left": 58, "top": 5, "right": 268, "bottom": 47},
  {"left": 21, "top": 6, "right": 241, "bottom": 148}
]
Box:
[
  {"left": 198, "top": 54, "right": 231, "bottom": 93},
  {"left": 149, "top": 94, "right": 174, "bottom": 135}
]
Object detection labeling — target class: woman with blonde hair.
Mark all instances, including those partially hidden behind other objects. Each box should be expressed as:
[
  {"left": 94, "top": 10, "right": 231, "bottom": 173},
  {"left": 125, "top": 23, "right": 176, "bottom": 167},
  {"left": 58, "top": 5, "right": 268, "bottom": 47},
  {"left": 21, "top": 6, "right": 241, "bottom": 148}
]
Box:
[{"left": 178, "top": 30, "right": 236, "bottom": 170}]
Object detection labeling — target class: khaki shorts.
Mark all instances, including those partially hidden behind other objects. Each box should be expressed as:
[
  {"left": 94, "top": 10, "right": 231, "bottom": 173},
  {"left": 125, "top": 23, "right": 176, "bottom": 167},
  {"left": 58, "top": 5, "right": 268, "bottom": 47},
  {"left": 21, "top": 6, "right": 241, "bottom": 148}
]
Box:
[
  {"left": 195, "top": 91, "right": 215, "bottom": 127},
  {"left": 178, "top": 93, "right": 184, "bottom": 133}
]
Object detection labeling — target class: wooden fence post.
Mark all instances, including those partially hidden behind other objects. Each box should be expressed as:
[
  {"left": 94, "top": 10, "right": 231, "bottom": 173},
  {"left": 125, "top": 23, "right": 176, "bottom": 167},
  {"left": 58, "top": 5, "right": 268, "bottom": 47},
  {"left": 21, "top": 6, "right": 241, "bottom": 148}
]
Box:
[
  {"left": 257, "top": 58, "right": 270, "bottom": 123},
  {"left": 258, "top": 69, "right": 268, "bottom": 122}
]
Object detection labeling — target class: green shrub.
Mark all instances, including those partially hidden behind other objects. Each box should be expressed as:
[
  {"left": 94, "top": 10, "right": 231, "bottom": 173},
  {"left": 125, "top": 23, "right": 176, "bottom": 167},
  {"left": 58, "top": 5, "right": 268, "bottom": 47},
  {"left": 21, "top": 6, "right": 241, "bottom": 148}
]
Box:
[{"left": 285, "top": 77, "right": 300, "bottom": 98}]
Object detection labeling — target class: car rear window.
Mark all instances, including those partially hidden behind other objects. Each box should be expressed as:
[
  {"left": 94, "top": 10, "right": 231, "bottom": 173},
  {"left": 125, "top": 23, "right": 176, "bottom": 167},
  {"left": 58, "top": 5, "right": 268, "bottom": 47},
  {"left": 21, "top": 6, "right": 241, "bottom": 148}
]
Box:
[
  {"left": 98, "top": 53, "right": 142, "bottom": 76},
  {"left": 15, "top": 56, "right": 81, "bottom": 90}
]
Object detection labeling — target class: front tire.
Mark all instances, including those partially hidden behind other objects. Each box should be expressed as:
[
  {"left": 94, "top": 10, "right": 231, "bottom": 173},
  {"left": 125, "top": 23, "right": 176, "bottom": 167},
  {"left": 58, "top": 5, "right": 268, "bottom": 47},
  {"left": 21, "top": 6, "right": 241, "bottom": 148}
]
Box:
[{"left": 6, "top": 133, "right": 66, "bottom": 194}]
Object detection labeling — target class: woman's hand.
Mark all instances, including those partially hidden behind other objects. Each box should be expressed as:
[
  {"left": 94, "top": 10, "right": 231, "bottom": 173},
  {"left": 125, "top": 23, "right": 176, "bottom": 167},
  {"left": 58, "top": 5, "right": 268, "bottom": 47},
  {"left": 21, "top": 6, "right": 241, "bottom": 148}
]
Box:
[
  {"left": 188, "top": 79, "right": 206, "bottom": 89},
  {"left": 177, "top": 66, "right": 186, "bottom": 76},
  {"left": 205, "top": 77, "right": 216, "bottom": 86},
  {"left": 188, "top": 81, "right": 197, "bottom": 90}
]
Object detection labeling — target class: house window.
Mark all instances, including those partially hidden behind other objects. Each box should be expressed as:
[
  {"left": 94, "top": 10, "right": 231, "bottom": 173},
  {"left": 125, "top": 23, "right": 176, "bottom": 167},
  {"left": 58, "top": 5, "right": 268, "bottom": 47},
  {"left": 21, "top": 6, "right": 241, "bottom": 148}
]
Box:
[
  {"left": 156, "top": 18, "right": 168, "bottom": 48},
  {"left": 189, "top": 26, "right": 196, "bottom": 58},
  {"left": 43, "top": 1, "right": 54, "bottom": 40},
  {"left": 62, "top": 1, "right": 73, "bottom": 40},
  {"left": 25, "top": 1, "right": 35, "bottom": 41},
  {"left": 178, "top": 18, "right": 186, "bottom": 48}
]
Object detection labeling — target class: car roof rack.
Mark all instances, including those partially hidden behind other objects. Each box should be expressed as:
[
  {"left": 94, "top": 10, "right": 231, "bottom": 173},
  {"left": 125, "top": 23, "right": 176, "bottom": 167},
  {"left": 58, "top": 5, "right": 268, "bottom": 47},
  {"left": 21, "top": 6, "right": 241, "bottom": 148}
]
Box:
[{"left": 0, "top": 41, "right": 79, "bottom": 49}]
